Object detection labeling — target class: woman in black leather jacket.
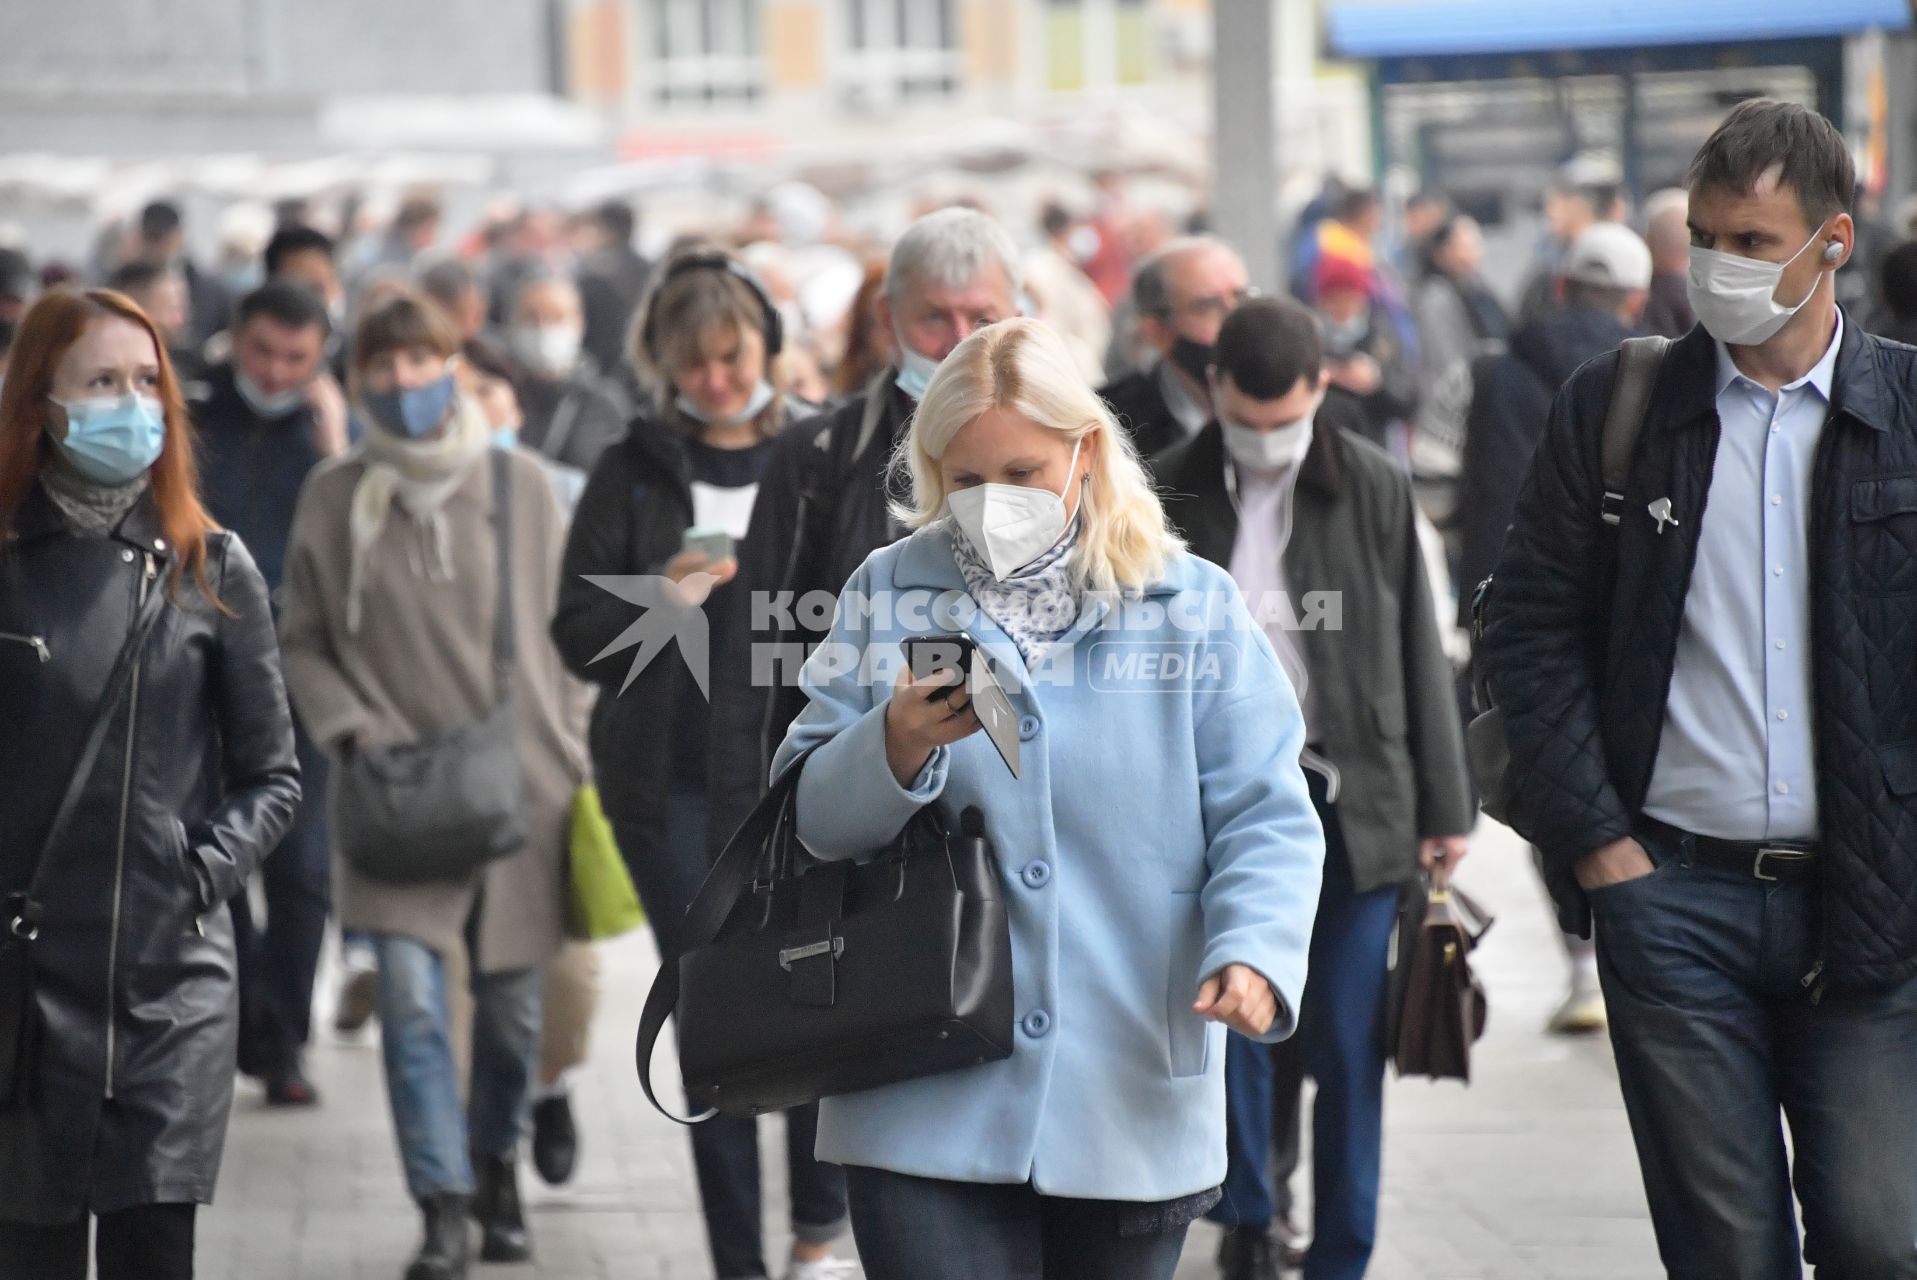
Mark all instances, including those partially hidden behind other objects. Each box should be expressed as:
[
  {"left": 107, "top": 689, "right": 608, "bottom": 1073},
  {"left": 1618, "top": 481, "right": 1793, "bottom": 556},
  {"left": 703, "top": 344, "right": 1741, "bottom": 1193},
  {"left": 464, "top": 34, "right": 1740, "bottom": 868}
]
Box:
[{"left": 0, "top": 287, "right": 301, "bottom": 1280}]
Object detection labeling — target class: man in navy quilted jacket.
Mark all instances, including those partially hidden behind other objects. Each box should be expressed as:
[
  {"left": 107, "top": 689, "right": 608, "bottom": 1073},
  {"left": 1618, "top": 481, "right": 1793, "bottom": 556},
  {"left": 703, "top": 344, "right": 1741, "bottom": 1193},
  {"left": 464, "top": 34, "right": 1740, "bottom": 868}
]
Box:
[{"left": 1484, "top": 99, "right": 1917, "bottom": 1277}]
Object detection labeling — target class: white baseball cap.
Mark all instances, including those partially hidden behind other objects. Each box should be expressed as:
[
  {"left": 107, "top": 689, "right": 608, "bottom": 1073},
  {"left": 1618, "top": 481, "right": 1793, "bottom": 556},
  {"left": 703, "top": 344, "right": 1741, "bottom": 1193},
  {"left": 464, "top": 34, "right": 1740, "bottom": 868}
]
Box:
[{"left": 1562, "top": 222, "right": 1653, "bottom": 292}]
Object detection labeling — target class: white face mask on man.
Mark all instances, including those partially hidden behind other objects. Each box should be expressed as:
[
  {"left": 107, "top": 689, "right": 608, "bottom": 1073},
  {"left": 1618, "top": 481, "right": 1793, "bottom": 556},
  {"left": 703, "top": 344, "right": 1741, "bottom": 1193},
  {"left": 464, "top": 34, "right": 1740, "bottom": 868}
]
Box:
[
  {"left": 1686, "top": 221, "right": 1838, "bottom": 347},
  {"left": 947, "top": 435, "right": 1086, "bottom": 581}
]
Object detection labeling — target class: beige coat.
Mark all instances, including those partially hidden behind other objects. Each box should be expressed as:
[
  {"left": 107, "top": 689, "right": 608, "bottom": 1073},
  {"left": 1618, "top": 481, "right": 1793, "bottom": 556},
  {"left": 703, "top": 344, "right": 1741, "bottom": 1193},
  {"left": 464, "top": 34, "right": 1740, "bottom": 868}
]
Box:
[{"left": 280, "top": 446, "right": 584, "bottom": 973}]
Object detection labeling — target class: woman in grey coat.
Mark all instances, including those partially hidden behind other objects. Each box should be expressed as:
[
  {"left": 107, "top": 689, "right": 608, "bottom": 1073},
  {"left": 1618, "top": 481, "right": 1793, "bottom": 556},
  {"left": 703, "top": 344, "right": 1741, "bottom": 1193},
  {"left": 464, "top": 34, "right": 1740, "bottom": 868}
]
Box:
[{"left": 280, "top": 290, "right": 583, "bottom": 1280}]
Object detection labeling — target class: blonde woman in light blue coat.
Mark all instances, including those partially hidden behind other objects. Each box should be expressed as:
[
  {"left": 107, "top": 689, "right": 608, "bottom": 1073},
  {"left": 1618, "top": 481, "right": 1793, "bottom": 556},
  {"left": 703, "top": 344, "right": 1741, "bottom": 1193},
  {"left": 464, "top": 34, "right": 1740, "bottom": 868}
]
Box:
[{"left": 772, "top": 317, "right": 1325, "bottom": 1280}]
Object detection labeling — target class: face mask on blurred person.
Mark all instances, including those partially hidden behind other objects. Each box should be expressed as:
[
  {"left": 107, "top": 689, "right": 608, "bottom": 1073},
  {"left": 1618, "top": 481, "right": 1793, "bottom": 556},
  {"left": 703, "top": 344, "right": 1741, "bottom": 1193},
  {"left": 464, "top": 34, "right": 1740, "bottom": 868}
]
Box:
[
  {"left": 1222, "top": 411, "right": 1315, "bottom": 474},
  {"left": 511, "top": 325, "right": 582, "bottom": 378},
  {"left": 947, "top": 435, "right": 1085, "bottom": 581},
  {"left": 363, "top": 372, "right": 456, "bottom": 441},
  {"left": 49, "top": 393, "right": 167, "bottom": 485},
  {"left": 1687, "top": 222, "right": 1832, "bottom": 347},
  {"left": 676, "top": 379, "right": 775, "bottom": 427},
  {"left": 1322, "top": 313, "right": 1369, "bottom": 355},
  {"left": 1168, "top": 336, "right": 1215, "bottom": 383},
  {"left": 895, "top": 343, "right": 941, "bottom": 402},
  {"left": 491, "top": 424, "right": 519, "bottom": 449},
  {"left": 235, "top": 368, "right": 306, "bottom": 419}
]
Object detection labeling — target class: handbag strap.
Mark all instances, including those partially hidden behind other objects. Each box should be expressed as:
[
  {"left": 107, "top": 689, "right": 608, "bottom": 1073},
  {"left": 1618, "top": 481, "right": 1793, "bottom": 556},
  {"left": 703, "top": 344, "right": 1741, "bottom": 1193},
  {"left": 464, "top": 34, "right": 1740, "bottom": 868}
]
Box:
[
  {"left": 635, "top": 748, "right": 816, "bottom": 1124},
  {"left": 490, "top": 448, "right": 515, "bottom": 678},
  {"left": 6, "top": 566, "right": 169, "bottom": 942}
]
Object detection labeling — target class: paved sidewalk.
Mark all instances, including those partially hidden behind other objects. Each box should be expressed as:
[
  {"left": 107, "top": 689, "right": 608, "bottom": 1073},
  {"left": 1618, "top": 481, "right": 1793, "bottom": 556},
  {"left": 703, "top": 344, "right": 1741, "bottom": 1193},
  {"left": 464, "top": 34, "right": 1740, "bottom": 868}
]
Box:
[{"left": 200, "top": 821, "right": 1660, "bottom": 1279}]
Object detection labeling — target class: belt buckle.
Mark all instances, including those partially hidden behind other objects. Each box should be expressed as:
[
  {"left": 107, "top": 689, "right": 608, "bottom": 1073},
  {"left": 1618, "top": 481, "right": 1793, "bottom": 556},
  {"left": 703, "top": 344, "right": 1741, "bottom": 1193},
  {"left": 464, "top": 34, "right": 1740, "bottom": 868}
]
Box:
[{"left": 1753, "top": 847, "right": 1808, "bottom": 882}]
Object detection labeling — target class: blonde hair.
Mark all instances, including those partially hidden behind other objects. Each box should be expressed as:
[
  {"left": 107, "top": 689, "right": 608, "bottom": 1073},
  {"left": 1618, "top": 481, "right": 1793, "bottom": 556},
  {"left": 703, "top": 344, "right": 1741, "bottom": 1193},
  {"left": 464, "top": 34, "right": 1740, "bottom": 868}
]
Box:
[{"left": 889, "top": 318, "right": 1182, "bottom": 597}]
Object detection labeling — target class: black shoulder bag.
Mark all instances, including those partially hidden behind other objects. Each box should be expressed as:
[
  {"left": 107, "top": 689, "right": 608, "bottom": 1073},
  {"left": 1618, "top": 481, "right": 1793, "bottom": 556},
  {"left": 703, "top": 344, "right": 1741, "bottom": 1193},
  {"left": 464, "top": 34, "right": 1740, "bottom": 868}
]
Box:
[
  {"left": 334, "top": 450, "right": 529, "bottom": 883},
  {"left": 636, "top": 749, "right": 1015, "bottom": 1120},
  {"left": 1, "top": 574, "right": 169, "bottom": 1110},
  {"left": 1467, "top": 335, "right": 1670, "bottom": 823}
]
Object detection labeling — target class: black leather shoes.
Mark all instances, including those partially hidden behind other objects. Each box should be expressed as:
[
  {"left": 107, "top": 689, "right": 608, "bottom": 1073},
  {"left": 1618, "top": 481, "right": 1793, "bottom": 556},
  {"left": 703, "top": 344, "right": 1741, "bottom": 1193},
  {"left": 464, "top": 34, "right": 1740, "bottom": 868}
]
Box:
[
  {"left": 404, "top": 1194, "right": 470, "bottom": 1280},
  {"left": 1218, "top": 1225, "right": 1281, "bottom": 1280},
  {"left": 471, "top": 1151, "right": 532, "bottom": 1263},
  {"left": 532, "top": 1093, "right": 578, "bottom": 1185}
]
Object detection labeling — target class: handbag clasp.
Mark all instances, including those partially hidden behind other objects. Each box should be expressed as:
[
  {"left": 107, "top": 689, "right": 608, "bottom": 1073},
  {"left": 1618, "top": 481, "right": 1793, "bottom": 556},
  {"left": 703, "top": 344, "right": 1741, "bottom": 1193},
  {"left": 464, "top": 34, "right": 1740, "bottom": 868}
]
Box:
[{"left": 778, "top": 937, "right": 845, "bottom": 970}]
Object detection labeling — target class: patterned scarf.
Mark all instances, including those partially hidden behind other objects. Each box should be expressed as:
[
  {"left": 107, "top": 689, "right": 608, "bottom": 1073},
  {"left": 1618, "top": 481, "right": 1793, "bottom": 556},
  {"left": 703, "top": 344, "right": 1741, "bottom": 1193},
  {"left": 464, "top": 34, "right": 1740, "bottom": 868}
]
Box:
[
  {"left": 37, "top": 455, "right": 150, "bottom": 538},
  {"left": 951, "top": 516, "right": 1083, "bottom": 668}
]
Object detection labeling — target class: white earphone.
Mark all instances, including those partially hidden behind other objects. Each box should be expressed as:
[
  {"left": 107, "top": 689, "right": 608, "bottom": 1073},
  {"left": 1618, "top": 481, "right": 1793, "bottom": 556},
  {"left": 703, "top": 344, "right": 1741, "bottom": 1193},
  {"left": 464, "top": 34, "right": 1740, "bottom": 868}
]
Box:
[{"left": 1823, "top": 240, "right": 1846, "bottom": 263}]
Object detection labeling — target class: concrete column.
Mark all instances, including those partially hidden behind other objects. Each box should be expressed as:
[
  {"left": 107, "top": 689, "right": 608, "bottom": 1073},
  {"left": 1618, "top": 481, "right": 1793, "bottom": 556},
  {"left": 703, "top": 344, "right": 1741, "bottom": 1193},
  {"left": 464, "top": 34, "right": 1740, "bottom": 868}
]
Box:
[{"left": 1212, "top": 0, "right": 1279, "bottom": 292}]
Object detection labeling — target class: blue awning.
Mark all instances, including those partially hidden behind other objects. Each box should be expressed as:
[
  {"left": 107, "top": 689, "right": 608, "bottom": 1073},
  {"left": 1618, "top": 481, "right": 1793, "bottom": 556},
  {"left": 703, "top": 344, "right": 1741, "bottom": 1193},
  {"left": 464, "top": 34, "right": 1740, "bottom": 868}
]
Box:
[{"left": 1327, "top": 0, "right": 1911, "bottom": 60}]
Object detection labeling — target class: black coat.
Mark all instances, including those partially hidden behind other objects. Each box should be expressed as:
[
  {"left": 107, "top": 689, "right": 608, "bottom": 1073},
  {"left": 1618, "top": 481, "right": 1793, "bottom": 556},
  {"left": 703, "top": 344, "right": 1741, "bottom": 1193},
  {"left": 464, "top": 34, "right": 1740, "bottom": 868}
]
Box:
[
  {"left": 705, "top": 374, "right": 914, "bottom": 860},
  {"left": 1455, "top": 305, "right": 1632, "bottom": 628},
  {"left": 520, "top": 366, "right": 631, "bottom": 475},
  {"left": 0, "top": 490, "right": 300, "bottom": 1221},
  {"left": 1154, "top": 413, "right": 1475, "bottom": 892},
  {"left": 189, "top": 364, "right": 328, "bottom": 602},
  {"left": 1099, "top": 363, "right": 1187, "bottom": 462},
  {"left": 1483, "top": 316, "right": 1917, "bottom": 990},
  {"left": 551, "top": 420, "right": 702, "bottom": 835}
]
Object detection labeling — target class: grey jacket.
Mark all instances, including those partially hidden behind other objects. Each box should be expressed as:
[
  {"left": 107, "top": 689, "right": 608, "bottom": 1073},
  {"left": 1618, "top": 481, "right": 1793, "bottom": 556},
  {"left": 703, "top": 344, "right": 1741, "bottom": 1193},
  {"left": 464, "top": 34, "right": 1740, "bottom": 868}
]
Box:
[{"left": 1154, "top": 418, "right": 1476, "bottom": 892}]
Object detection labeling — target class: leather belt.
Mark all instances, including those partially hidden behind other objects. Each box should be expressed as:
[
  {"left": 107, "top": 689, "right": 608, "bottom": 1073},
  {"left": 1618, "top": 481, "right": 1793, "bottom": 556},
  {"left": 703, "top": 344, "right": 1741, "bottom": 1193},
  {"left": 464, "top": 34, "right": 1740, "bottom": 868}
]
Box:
[{"left": 1639, "top": 817, "right": 1819, "bottom": 882}]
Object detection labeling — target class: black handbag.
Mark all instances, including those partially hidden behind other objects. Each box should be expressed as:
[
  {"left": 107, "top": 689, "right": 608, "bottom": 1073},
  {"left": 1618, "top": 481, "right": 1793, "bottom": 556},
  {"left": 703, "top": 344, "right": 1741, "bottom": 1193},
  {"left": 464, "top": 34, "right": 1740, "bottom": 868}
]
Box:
[
  {"left": 636, "top": 749, "right": 1015, "bottom": 1120},
  {"left": 334, "top": 450, "right": 529, "bottom": 884},
  {"left": 2, "top": 570, "right": 169, "bottom": 1110}
]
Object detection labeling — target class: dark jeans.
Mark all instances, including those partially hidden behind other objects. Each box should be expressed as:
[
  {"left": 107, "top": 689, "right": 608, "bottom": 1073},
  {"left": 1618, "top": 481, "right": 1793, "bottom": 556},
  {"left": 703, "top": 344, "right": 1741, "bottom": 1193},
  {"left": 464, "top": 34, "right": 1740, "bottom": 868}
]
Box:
[
  {"left": 614, "top": 789, "right": 849, "bottom": 1279},
  {"left": 1212, "top": 771, "right": 1400, "bottom": 1280},
  {"left": 845, "top": 1166, "right": 1190, "bottom": 1280},
  {"left": 0, "top": 1204, "right": 197, "bottom": 1280},
  {"left": 1599, "top": 827, "right": 1917, "bottom": 1278},
  {"left": 233, "top": 718, "right": 331, "bottom": 1077}
]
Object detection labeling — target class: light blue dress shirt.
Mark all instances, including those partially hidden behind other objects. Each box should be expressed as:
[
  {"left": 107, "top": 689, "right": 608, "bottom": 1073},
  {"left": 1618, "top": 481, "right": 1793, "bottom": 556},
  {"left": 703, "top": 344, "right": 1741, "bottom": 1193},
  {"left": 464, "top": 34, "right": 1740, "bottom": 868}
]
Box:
[{"left": 1641, "top": 314, "right": 1843, "bottom": 841}]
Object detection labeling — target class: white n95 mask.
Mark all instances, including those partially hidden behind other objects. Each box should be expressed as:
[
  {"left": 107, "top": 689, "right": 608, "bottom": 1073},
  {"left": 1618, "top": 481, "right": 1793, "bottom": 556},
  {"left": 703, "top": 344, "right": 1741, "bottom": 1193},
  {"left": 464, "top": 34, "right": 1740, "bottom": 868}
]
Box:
[
  {"left": 1687, "top": 223, "right": 1835, "bottom": 347},
  {"left": 1222, "top": 411, "right": 1315, "bottom": 474},
  {"left": 948, "top": 436, "right": 1085, "bottom": 581}
]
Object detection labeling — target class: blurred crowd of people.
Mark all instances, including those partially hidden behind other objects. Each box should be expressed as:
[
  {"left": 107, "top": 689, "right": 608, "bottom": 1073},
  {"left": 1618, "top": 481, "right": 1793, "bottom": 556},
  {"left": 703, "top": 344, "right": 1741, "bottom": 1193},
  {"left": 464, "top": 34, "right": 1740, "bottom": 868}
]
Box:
[{"left": 7, "top": 106, "right": 1917, "bottom": 1280}]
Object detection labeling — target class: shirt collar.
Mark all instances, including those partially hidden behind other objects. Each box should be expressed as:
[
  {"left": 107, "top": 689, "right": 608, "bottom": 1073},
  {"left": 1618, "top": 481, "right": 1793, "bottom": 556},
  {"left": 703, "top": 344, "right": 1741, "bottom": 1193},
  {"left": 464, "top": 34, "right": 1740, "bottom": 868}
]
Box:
[
  {"left": 1712, "top": 310, "right": 1844, "bottom": 402},
  {"left": 1156, "top": 360, "right": 1210, "bottom": 435}
]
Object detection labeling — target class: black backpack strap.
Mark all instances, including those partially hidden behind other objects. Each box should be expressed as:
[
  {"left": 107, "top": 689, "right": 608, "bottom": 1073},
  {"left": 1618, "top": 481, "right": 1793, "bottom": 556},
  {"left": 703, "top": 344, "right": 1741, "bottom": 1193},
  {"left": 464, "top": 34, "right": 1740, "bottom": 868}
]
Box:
[
  {"left": 1598, "top": 336, "right": 1671, "bottom": 526},
  {"left": 6, "top": 569, "right": 168, "bottom": 942},
  {"left": 634, "top": 748, "right": 814, "bottom": 1124}
]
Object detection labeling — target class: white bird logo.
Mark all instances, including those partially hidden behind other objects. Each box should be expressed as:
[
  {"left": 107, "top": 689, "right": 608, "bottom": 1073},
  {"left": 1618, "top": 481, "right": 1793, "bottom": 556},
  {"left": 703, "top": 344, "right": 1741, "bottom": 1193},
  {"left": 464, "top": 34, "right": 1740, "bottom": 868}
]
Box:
[{"left": 580, "top": 574, "right": 716, "bottom": 699}]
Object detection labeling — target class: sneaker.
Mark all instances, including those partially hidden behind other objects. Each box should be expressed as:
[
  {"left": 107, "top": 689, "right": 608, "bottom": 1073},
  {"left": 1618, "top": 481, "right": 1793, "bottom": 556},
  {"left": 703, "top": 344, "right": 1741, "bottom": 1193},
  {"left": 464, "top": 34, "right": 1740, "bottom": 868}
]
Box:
[
  {"left": 784, "top": 1257, "right": 861, "bottom": 1280},
  {"left": 1547, "top": 988, "right": 1608, "bottom": 1035},
  {"left": 334, "top": 949, "right": 380, "bottom": 1034},
  {"left": 262, "top": 1064, "right": 322, "bottom": 1108}
]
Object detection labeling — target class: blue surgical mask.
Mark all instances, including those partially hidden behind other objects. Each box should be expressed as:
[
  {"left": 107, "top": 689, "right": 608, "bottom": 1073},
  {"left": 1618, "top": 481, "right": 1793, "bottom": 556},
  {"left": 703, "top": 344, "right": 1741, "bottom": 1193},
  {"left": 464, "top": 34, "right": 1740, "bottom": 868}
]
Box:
[
  {"left": 895, "top": 344, "right": 942, "bottom": 402},
  {"left": 49, "top": 393, "right": 167, "bottom": 485},
  {"left": 491, "top": 426, "right": 519, "bottom": 449},
  {"left": 675, "top": 379, "right": 775, "bottom": 426},
  {"left": 363, "top": 371, "right": 456, "bottom": 440}
]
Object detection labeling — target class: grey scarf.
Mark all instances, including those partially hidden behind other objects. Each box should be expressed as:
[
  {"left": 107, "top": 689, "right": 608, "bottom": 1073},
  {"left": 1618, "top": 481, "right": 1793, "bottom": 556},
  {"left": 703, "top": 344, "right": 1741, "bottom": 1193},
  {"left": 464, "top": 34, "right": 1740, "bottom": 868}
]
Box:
[
  {"left": 38, "top": 456, "right": 150, "bottom": 538},
  {"left": 952, "top": 517, "right": 1083, "bottom": 668}
]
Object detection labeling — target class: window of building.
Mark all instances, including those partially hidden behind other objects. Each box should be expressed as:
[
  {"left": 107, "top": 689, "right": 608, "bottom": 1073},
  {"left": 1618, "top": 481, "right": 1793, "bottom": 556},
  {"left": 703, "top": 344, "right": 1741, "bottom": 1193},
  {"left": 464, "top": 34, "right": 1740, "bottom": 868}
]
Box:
[
  {"left": 1115, "top": 0, "right": 1151, "bottom": 86},
  {"left": 649, "top": 0, "right": 765, "bottom": 107},
  {"left": 842, "top": 0, "right": 961, "bottom": 104},
  {"left": 1047, "top": 0, "right": 1086, "bottom": 93},
  {"left": 1049, "top": 0, "right": 1157, "bottom": 92}
]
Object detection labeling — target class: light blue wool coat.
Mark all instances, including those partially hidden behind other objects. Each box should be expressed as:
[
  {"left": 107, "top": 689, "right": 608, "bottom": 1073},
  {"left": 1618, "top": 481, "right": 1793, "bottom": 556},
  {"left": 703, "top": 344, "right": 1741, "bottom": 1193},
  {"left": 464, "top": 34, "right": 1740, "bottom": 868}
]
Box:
[{"left": 772, "top": 524, "right": 1325, "bottom": 1202}]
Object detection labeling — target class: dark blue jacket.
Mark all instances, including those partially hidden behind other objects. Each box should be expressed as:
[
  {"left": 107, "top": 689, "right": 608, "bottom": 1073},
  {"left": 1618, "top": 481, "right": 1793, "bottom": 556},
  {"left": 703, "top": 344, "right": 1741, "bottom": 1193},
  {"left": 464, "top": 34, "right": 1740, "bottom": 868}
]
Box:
[
  {"left": 189, "top": 365, "right": 326, "bottom": 604},
  {"left": 1483, "top": 316, "right": 1917, "bottom": 990}
]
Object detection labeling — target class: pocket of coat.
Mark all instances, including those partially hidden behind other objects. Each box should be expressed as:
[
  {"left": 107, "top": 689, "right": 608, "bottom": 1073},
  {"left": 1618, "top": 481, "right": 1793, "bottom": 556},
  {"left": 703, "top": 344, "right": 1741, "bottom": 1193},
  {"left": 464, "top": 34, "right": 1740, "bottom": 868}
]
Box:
[{"left": 1166, "top": 891, "right": 1212, "bottom": 1078}]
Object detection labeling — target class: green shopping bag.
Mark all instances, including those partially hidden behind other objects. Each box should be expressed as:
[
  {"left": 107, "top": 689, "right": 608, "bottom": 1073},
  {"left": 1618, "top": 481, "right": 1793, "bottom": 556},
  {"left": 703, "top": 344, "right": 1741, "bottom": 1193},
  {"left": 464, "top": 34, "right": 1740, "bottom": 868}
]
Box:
[{"left": 566, "top": 785, "right": 644, "bottom": 941}]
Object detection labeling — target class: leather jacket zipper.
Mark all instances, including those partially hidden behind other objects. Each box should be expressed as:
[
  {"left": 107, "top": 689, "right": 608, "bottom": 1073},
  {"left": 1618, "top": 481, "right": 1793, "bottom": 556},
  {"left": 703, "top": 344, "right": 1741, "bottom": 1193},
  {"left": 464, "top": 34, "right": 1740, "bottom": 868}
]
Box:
[
  {"left": 103, "top": 552, "right": 154, "bottom": 1099},
  {"left": 0, "top": 632, "right": 49, "bottom": 663}
]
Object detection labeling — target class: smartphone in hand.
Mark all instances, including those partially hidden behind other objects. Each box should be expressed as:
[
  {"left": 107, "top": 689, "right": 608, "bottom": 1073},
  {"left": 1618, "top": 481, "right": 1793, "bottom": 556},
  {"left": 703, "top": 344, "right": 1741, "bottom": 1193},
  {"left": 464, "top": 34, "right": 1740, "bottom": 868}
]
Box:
[{"left": 682, "top": 527, "right": 735, "bottom": 563}]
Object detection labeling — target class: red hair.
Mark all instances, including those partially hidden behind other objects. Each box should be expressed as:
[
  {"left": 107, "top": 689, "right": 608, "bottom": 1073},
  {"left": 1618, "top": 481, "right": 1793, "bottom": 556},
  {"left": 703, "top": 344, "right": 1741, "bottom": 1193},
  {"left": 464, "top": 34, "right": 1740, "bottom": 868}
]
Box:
[{"left": 0, "top": 287, "right": 222, "bottom": 604}]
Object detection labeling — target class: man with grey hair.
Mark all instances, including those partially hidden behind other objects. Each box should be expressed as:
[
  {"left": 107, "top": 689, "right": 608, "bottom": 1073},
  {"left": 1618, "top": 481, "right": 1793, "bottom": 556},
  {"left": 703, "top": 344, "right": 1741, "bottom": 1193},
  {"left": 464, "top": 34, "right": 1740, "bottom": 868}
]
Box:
[
  {"left": 1101, "top": 236, "right": 1252, "bottom": 460},
  {"left": 708, "top": 205, "right": 1021, "bottom": 856},
  {"left": 1640, "top": 188, "right": 1697, "bottom": 338}
]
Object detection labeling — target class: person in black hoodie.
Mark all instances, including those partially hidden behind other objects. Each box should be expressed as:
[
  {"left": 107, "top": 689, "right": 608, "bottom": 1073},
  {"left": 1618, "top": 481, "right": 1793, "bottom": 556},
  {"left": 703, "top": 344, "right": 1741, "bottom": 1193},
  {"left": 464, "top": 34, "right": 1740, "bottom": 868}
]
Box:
[
  {"left": 190, "top": 281, "right": 342, "bottom": 1106},
  {"left": 549, "top": 247, "right": 855, "bottom": 1280},
  {"left": 1455, "top": 221, "right": 1648, "bottom": 1037}
]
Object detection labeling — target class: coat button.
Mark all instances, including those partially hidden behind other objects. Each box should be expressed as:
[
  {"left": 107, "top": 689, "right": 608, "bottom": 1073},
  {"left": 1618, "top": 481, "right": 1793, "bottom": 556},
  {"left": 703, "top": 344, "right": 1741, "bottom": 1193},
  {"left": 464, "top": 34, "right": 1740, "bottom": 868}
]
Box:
[
  {"left": 1021, "top": 860, "right": 1051, "bottom": 889},
  {"left": 153, "top": 537, "right": 166, "bottom": 550},
  {"left": 1018, "top": 715, "right": 1040, "bottom": 741},
  {"left": 1021, "top": 1010, "right": 1052, "bottom": 1038},
  {"left": 120, "top": 548, "right": 135, "bottom": 563}
]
